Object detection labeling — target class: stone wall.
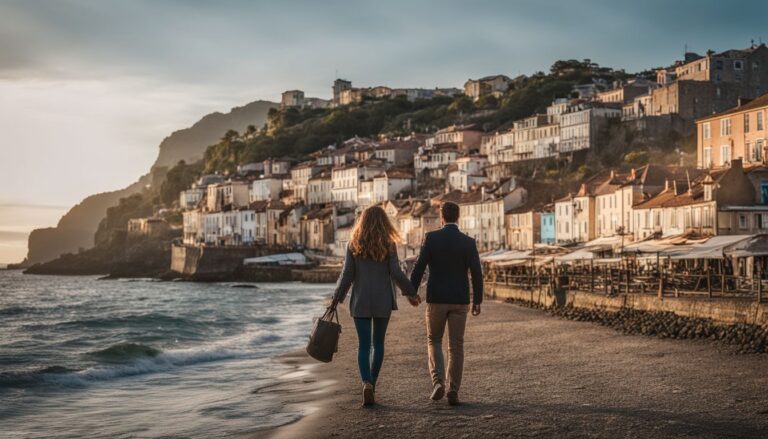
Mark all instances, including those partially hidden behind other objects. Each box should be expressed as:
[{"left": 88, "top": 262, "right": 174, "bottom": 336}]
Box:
[
  {"left": 171, "top": 244, "right": 276, "bottom": 281},
  {"left": 487, "top": 282, "right": 768, "bottom": 328}
]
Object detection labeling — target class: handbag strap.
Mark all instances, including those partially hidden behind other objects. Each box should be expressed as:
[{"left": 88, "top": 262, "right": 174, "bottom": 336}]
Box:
[{"left": 322, "top": 306, "right": 340, "bottom": 325}]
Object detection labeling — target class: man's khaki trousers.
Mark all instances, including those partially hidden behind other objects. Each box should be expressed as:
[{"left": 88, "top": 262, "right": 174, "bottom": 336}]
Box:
[{"left": 425, "top": 303, "right": 469, "bottom": 393}]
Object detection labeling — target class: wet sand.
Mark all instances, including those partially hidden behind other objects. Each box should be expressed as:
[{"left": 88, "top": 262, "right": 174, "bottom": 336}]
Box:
[{"left": 263, "top": 300, "right": 768, "bottom": 438}]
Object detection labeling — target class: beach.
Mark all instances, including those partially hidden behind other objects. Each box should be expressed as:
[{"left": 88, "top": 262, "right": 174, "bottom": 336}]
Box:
[{"left": 267, "top": 300, "right": 768, "bottom": 439}]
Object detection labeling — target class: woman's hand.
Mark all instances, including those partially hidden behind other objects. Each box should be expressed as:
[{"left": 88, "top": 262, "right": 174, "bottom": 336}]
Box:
[{"left": 407, "top": 295, "right": 422, "bottom": 307}]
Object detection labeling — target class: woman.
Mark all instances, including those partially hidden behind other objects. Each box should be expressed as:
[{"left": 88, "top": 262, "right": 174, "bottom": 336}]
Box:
[{"left": 331, "top": 205, "right": 419, "bottom": 406}]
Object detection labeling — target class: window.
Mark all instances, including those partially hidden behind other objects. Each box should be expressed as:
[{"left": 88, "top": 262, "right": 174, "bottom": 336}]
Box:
[
  {"left": 761, "top": 182, "right": 768, "bottom": 204},
  {"left": 756, "top": 214, "right": 763, "bottom": 230},
  {"left": 703, "top": 147, "right": 713, "bottom": 167},
  {"left": 720, "top": 145, "right": 731, "bottom": 165},
  {"left": 715, "top": 60, "right": 723, "bottom": 70},
  {"left": 720, "top": 118, "right": 731, "bottom": 136},
  {"left": 745, "top": 114, "right": 750, "bottom": 133},
  {"left": 739, "top": 214, "right": 749, "bottom": 230},
  {"left": 702, "top": 122, "right": 711, "bottom": 139},
  {"left": 758, "top": 139, "right": 765, "bottom": 162},
  {"left": 734, "top": 60, "right": 743, "bottom": 70},
  {"left": 758, "top": 112, "right": 764, "bottom": 131}
]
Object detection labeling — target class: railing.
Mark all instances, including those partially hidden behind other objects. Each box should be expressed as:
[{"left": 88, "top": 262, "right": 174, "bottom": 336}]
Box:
[{"left": 485, "top": 266, "right": 765, "bottom": 302}]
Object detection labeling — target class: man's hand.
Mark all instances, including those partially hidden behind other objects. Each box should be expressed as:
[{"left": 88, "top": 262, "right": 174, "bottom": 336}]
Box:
[
  {"left": 407, "top": 295, "right": 422, "bottom": 307},
  {"left": 471, "top": 304, "right": 481, "bottom": 316}
]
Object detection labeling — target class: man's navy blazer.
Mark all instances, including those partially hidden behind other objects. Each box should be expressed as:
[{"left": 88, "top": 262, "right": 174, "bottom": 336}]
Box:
[{"left": 410, "top": 224, "right": 483, "bottom": 305}]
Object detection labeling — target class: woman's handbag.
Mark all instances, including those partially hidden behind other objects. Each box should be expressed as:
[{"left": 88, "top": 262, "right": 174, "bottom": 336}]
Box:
[{"left": 306, "top": 305, "right": 342, "bottom": 363}]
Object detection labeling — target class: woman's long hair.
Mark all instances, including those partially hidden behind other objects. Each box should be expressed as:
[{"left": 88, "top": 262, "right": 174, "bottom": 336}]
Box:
[{"left": 349, "top": 205, "right": 401, "bottom": 262}]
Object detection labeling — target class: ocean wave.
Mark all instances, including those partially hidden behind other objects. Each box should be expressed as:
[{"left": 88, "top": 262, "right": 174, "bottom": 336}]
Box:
[
  {"left": 55, "top": 313, "right": 203, "bottom": 329},
  {"left": 0, "top": 330, "right": 283, "bottom": 389},
  {"left": 0, "top": 305, "right": 30, "bottom": 316},
  {"left": 0, "top": 365, "right": 79, "bottom": 389},
  {"left": 87, "top": 343, "right": 162, "bottom": 363}
]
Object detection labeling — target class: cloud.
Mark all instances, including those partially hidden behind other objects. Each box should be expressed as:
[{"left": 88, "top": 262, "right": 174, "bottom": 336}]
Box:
[
  {"left": 0, "top": 230, "right": 29, "bottom": 240},
  {"left": 0, "top": 203, "right": 71, "bottom": 210}
]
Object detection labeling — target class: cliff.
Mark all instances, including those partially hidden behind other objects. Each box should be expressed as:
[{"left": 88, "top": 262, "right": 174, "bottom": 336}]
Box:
[
  {"left": 152, "top": 100, "right": 278, "bottom": 168},
  {"left": 21, "top": 100, "right": 277, "bottom": 266}
]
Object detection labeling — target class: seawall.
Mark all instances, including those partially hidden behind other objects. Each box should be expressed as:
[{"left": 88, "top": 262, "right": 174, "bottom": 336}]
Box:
[
  {"left": 171, "top": 245, "right": 276, "bottom": 281},
  {"left": 170, "top": 245, "right": 341, "bottom": 283},
  {"left": 487, "top": 282, "right": 768, "bottom": 328}
]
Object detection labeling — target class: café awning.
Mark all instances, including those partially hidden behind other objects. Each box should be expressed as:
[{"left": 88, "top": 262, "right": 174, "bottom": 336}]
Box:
[
  {"left": 727, "top": 234, "right": 768, "bottom": 258},
  {"left": 669, "top": 235, "right": 751, "bottom": 260}
]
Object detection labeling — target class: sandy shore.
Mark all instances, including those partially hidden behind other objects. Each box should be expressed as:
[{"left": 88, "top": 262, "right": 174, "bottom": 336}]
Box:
[{"left": 263, "top": 300, "right": 768, "bottom": 438}]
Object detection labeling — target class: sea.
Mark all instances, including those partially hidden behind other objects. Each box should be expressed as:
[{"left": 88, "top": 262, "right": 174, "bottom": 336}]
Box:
[{"left": 0, "top": 270, "right": 333, "bottom": 438}]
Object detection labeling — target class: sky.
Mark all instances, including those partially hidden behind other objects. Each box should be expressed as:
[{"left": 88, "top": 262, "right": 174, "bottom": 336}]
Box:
[{"left": 0, "top": 0, "right": 767, "bottom": 263}]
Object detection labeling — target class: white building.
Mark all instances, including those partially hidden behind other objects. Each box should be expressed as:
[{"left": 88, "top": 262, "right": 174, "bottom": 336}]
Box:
[
  {"left": 206, "top": 180, "right": 250, "bottom": 211},
  {"left": 373, "top": 140, "right": 420, "bottom": 166},
  {"left": 447, "top": 155, "right": 489, "bottom": 192},
  {"left": 372, "top": 170, "right": 414, "bottom": 204},
  {"left": 180, "top": 187, "right": 204, "bottom": 210},
  {"left": 290, "top": 162, "right": 323, "bottom": 203},
  {"left": 331, "top": 162, "right": 386, "bottom": 207},
  {"left": 357, "top": 179, "right": 375, "bottom": 209},
  {"left": 480, "top": 130, "right": 515, "bottom": 165},
  {"left": 559, "top": 104, "right": 621, "bottom": 153},
  {"left": 281, "top": 90, "right": 305, "bottom": 108},
  {"left": 182, "top": 210, "right": 203, "bottom": 245},
  {"left": 203, "top": 211, "right": 223, "bottom": 245},
  {"left": 414, "top": 147, "right": 459, "bottom": 178},
  {"left": 263, "top": 159, "right": 291, "bottom": 177},
  {"left": 307, "top": 172, "right": 333, "bottom": 206},
  {"left": 251, "top": 177, "right": 284, "bottom": 202},
  {"left": 456, "top": 184, "right": 527, "bottom": 252}
]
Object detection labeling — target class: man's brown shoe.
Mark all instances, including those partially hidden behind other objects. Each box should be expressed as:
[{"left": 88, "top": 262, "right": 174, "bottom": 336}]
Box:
[
  {"left": 362, "top": 382, "right": 375, "bottom": 406},
  {"left": 430, "top": 383, "right": 445, "bottom": 401},
  {"left": 447, "top": 390, "right": 459, "bottom": 406}
]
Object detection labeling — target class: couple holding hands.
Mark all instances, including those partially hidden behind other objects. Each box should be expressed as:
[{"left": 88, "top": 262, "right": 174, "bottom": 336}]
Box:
[{"left": 331, "top": 201, "right": 483, "bottom": 407}]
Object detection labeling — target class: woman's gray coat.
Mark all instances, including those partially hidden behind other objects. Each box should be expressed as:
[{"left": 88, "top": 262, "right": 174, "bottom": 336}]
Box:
[{"left": 333, "top": 246, "right": 417, "bottom": 318}]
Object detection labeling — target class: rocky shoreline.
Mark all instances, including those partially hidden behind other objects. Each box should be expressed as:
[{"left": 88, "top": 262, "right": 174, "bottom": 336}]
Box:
[{"left": 506, "top": 297, "right": 768, "bottom": 354}]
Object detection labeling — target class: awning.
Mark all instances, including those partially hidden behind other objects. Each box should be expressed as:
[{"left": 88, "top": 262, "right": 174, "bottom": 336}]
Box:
[
  {"left": 554, "top": 250, "right": 595, "bottom": 262},
  {"left": 725, "top": 234, "right": 768, "bottom": 258},
  {"left": 669, "top": 235, "right": 751, "bottom": 260},
  {"left": 482, "top": 250, "right": 532, "bottom": 263},
  {"left": 581, "top": 235, "right": 626, "bottom": 253}
]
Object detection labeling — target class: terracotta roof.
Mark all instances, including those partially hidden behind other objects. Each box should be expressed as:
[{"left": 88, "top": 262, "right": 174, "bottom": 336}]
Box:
[
  {"left": 632, "top": 188, "right": 680, "bottom": 209},
  {"left": 249, "top": 200, "right": 270, "bottom": 212},
  {"left": 432, "top": 189, "right": 463, "bottom": 204},
  {"left": 303, "top": 207, "right": 334, "bottom": 220},
  {"left": 378, "top": 140, "right": 420, "bottom": 151},
  {"left": 457, "top": 191, "right": 484, "bottom": 205},
  {"left": 267, "top": 200, "right": 288, "bottom": 210},
  {"left": 382, "top": 169, "right": 414, "bottom": 179},
  {"left": 396, "top": 200, "right": 438, "bottom": 219}
]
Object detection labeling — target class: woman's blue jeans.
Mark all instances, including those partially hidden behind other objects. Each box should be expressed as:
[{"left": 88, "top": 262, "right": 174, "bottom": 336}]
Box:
[{"left": 353, "top": 317, "right": 390, "bottom": 385}]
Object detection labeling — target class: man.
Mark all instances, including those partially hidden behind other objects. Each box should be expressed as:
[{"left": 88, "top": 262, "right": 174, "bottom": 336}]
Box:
[{"left": 410, "top": 201, "right": 483, "bottom": 406}]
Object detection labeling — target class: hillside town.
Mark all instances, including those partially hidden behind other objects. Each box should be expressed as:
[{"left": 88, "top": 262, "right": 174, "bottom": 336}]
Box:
[{"left": 156, "top": 44, "right": 768, "bottom": 275}]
